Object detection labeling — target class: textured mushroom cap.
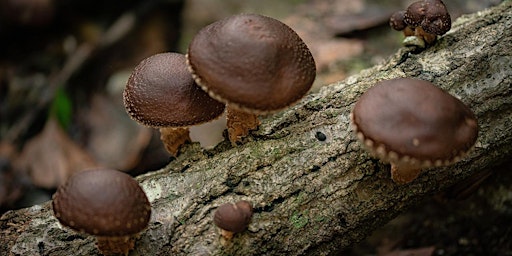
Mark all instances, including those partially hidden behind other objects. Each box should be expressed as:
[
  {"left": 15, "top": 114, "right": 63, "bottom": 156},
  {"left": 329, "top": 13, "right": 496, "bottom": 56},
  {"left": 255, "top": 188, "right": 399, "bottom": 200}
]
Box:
[
  {"left": 213, "top": 200, "right": 253, "bottom": 233},
  {"left": 389, "top": 10, "right": 407, "bottom": 31},
  {"left": 187, "top": 13, "right": 316, "bottom": 113},
  {"left": 123, "top": 52, "right": 225, "bottom": 128},
  {"left": 403, "top": 1, "right": 424, "bottom": 28},
  {"left": 351, "top": 78, "right": 478, "bottom": 167},
  {"left": 52, "top": 168, "right": 151, "bottom": 237},
  {"left": 404, "top": 0, "right": 451, "bottom": 35}
]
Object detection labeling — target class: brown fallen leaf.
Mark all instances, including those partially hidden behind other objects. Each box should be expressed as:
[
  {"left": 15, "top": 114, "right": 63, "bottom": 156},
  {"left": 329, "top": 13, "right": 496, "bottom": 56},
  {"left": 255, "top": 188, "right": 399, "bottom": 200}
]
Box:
[
  {"left": 83, "top": 93, "right": 152, "bottom": 171},
  {"left": 15, "top": 118, "right": 99, "bottom": 189},
  {"left": 322, "top": 6, "right": 394, "bottom": 36},
  {"left": 312, "top": 38, "right": 364, "bottom": 72}
]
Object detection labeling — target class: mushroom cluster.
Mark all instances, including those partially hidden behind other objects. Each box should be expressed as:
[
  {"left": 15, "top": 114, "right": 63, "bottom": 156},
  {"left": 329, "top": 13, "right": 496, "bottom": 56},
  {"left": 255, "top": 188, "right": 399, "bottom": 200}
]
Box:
[
  {"left": 389, "top": 0, "right": 451, "bottom": 47},
  {"left": 351, "top": 78, "right": 478, "bottom": 184},
  {"left": 123, "top": 14, "right": 315, "bottom": 154},
  {"left": 187, "top": 13, "right": 316, "bottom": 145},
  {"left": 52, "top": 168, "right": 151, "bottom": 255}
]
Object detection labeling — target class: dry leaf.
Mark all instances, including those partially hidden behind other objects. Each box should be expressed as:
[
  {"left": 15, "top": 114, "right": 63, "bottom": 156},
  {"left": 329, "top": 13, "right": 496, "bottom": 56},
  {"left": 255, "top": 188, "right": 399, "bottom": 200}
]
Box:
[
  {"left": 84, "top": 93, "right": 152, "bottom": 171},
  {"left": 16, "top": 118, "right": 98, "bottom": 189}
]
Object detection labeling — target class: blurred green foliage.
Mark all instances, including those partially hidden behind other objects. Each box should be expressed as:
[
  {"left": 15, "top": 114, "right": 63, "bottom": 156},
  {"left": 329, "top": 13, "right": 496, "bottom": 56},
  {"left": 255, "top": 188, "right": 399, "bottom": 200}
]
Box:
[{"left": 49, "top": 87, "right": 73, "bottom": 129}]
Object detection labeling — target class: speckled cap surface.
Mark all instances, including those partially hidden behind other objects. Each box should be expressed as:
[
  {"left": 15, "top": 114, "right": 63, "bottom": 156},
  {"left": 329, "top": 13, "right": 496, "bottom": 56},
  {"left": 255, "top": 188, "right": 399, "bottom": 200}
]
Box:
[
  {"left": 52, "top": 168, "right": 151, "bottom": 236},
  {"left": 389, "top": 10, "right": 407, "bottom": 31},
  {"left": 123, "top": 52, "right": 225, "bottom": 128},
  {"left": 404, "top": 0, "right": 451, "bottom": 35},
  {"left": 187, "top": 14, "right": 316, "bottom": 113}
]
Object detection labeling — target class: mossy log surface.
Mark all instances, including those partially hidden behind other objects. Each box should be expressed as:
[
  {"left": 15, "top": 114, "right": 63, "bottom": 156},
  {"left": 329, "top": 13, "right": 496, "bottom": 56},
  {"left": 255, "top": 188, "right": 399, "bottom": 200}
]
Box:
[{"left": 2, "top": 2, "right": 512, "bottom": 255}]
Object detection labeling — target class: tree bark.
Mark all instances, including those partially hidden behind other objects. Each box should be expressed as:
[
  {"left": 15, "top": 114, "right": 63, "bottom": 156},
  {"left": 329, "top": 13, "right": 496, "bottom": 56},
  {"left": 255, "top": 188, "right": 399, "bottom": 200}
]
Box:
[{"left": 2, "top": 2, "right": 512, "bottom": 255}]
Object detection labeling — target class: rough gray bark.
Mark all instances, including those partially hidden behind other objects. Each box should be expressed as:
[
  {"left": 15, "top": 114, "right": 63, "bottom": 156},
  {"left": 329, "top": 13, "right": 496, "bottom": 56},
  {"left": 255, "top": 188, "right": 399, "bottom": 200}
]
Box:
[{"left": 2, "top": 2, "right": 512, "bottom": 255}]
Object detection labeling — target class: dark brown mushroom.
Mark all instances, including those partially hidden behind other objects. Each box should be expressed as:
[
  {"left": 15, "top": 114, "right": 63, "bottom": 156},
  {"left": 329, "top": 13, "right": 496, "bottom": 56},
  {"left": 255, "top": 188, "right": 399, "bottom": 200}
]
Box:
[
  {"left": 351, "top": 78, "right": 478, "bottom": 184},
  {"left": 187, "top": 13, "right": 316, "bottom": 145},
  {"left": 213, "top": 200, "right": 253, "bottom": 239},
  {"left": 389, "top": 10, "right": 414, "bottom": 37},
  {"left": 403, "top": 0, "right": 451, "bottom": 45},
  {"left": 123, "top": 52, "right": 225, "bottom": 156},
  {"left": 52, "top": 168, "right": 151, "bottom": 255}
]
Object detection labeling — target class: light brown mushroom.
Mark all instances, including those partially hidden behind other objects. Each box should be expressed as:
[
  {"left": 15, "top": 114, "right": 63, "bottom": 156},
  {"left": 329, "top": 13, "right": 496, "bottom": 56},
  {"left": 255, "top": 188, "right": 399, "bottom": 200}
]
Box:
[
  {"left": 52, "top": 168, "right": 151, "bottom": 255},
  {"left": 187, "top": 13, "right": 316, "bottom": 145},
  {"left": 351, "top": 78, "right": 478, "bottom": 184},
  {"left": 123, "top": 52, "right": 225, "bottom": 156}
]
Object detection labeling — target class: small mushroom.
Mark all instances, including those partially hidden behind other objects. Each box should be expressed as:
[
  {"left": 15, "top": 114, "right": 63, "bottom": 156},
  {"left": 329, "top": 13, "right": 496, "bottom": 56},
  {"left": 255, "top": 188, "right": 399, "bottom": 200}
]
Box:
[
  {"left": 403, "top": 0, "right": 451, "bottom": 45},
  {"left": 187, "top": 13, "right": 316, "bottom": 145},
  {"left": 52, "top": 168, "right": 151, "bottom": 255},
  {"left": 123, "top": 52, "right": 225, "bottom": 156},
  {"left": 350, "top": 78, "right": 478, "bottom": 184},
  {"left": 389, "top": 10, "right": 414, "bottom": 37},
  {"left": 213, "top": 200, "right": 253, "bottom": 240}
]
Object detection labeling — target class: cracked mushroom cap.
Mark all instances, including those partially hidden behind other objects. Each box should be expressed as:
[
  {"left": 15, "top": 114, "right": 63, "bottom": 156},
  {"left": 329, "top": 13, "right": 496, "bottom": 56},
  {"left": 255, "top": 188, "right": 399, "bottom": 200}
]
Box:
[
  {"left": 404, "top": 0, "right": 451, "bottom": 35},
  {"left": 351, "top": 78, "right": 478, "bottom": 169},
  {"left": 213, "top": 200, "right": 253, "bottom": 233},
  {"left": 187, "top": 13, "right": 316, "bottom": 114},
  {"left": 123, "top": 52, "right": 225, "bottom": 128},
  {"left": 52, "top": 168, "right": 151, "bottom": 236}
]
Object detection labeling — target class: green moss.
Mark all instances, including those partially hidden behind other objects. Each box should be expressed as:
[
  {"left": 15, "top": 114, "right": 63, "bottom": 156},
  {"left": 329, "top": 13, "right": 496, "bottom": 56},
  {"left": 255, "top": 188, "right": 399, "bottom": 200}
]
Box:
[
  {"left": 294, "top": 192, "right": 306, "bottom": 205},
  {"left": 289, "top": 211, "right": 309, "bottom": 229},
  {"left": 165, "top": 193, "right": 180, "bottom": 201},
  {"left": 314, "top": 215, "right": 326, "bottom": 222}
]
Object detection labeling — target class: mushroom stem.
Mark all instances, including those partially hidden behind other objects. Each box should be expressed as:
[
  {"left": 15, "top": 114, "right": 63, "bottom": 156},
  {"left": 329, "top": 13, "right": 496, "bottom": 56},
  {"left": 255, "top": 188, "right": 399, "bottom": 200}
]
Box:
[
  {"left": 403, "top": 26, "right": 415, "bottom": 37},
  {"left": 414, "top": 26, "right": 437, "bottom": 45},
  {"left": 96, "top": 235, "right": 135, "bottom": 256},
  {"left": 159, "top": 127, "right": 191, "bottom": 156},
  {"left": 220, "top": 229, "right": 235, "bottom": 240},
  {"left": 226, "top": 105, "right": 260, "bottom": 145},
  {"left": 390, "top": 163, "right": 422, "bottom": 184}
]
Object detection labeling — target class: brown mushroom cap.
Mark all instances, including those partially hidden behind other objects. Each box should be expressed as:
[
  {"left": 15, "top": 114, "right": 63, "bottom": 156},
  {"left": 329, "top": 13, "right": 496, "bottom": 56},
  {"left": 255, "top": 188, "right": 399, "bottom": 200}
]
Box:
[
  {"left": 187, "top": 13, "right": 316, "bottom": 113},
  {"left": 420, "top": 0, "right": 451, "bottom": 35},
  {"left": 389, "top": 10, "right": 407, "bottom": 31},
  {"left": 403, "top": 1, "right": 424, "bottom": 28},
  {"left": 213, "top": 200, "right": 253, "bottom": 233},
  {"left": 52, "top": 168, "right": 151, "bottom": 237},
  {"left": 404, "top": 0, "right": 451, "bottom": 35},
  {"left": 351, "top": 78, "right": 478, "bottom": 168},
  {"left": 123, "top": 52, "right": 225, "bottom": 128}
]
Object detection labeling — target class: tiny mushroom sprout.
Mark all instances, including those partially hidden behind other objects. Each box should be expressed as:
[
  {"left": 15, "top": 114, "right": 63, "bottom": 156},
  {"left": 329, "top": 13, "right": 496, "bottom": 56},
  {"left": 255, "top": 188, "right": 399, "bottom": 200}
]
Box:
[
  {"left": 52, "top": 168, "right": 151, "bottom": 256},
  {"left": 350, "top": 78, "right": 478, "bottom": 184},
  {"left": 187, "top": 13, "right": 316, "bottom": 145},
  {"left": 213, "top": 200, "right": 253, "bottom": 240},
  {"left": 123, "top": 52, "right": 225, "bottom": 156},
  {"left": 390, "top": 0, "right": 451, "bottom": 47}
]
